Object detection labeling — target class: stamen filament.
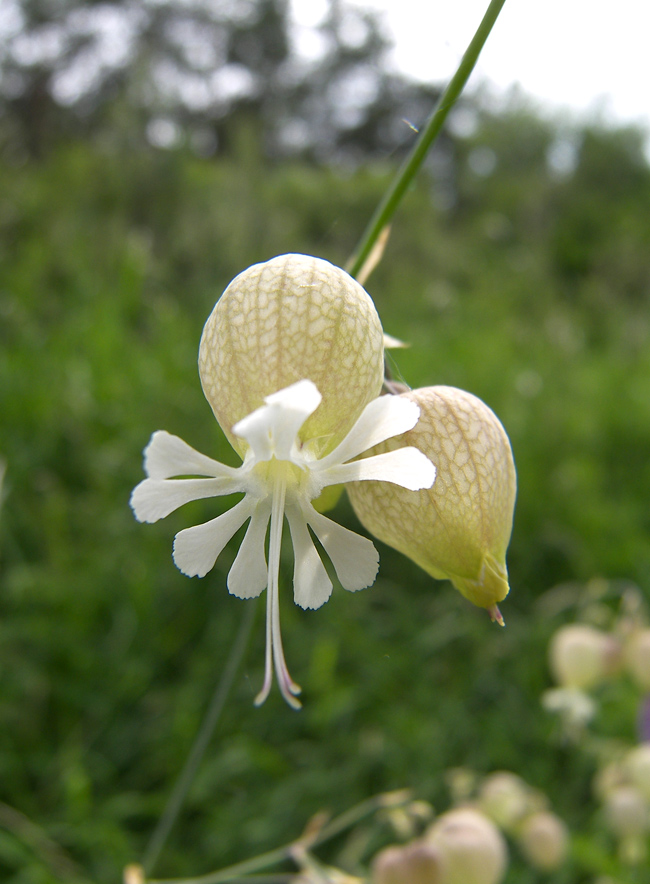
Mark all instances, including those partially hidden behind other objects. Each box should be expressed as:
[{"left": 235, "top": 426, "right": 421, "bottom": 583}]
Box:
[
  {"left": 255, "top": 469, "right": 302, "bottom": 709},
  {"left": 253, "top": 567, "right": 274, "bottom": 707}
]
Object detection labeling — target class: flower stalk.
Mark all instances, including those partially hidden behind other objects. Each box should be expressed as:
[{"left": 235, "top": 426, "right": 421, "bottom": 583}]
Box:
[{"left": 347, "top": 0, "right": 508, "bottom": 280}]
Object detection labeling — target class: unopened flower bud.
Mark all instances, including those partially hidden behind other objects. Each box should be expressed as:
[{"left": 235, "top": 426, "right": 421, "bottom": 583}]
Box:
[
  {"left": 603, "top": 786, "right": 649, "bottom": 839},
  {"left": 347, "top": 386, "right": 516, "bottom": 615},
  {"left": 624, "top": 743, "right": 650, "bottom": 802},
  {"left": 199, "top": 254, "right": 385, "bottom": 455},
  {"left": 549, "top": 624, "right": 615, "bottom": 689},
  {"left": 624, "top": 629, "right": 650, "bottom": 691},
  {"left": 372, "top": 840, "right": 446, "bottom": 884},
  {"left": 425, "top": 807, "right": 508, "bottom": 884},
  {"left": 517, "top": 811, "right": 569, "bottom": 872},
  {"left": 478, "top": 772, "right": 531, "bottom": 832}
]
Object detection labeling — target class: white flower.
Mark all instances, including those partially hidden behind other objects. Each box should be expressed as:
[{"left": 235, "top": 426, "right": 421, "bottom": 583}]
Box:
[{"left": 131, "top": 379, "right": 435, "bottom": 709}]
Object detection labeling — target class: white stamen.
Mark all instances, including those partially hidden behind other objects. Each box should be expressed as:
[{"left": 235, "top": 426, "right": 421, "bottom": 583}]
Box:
[
  {"left": 254, "top": 471, "right": 302, "bottom": 709},
  {"left": 254, "top": 567, "right": 274, "bottom": 707}
]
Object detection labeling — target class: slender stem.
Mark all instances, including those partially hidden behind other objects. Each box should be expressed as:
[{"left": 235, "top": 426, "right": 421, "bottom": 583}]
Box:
[
  {"left": 150, "top": 843, "right": 294, "bottom": 884},
  {"left": 148, "top": 792, "right": 410, "bottom": 884},
  {"left": 346, "top": 0, "right": 508, "bottom": 279},
  {"left": 0, "top": 801, "right": 82, "bottom": 880},
  {"left": 142, "top": 602, "right": 257, "bottom": 877}
]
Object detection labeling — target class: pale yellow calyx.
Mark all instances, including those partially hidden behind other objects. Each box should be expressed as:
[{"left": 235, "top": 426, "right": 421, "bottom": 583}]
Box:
[
  {"left": 478, "top": 772, "right": 532, "bottom": 832},
  {"left": 347, "top": 386, "right": 516, "bottom": 612},
  {"left": 199, "top": 254, "right": 384, "bottom": 456},
  {"left": 425, "top": 808, "right": 508, "bottom": 884},
  {"left": 372, "top": 840, "right": 446, "bottom": 884},
  {"left": 549, "top": 623, "right": 615, "bottom": 689},
  {"left": 517, "top": 811, "right": 569, "bottom": 872},
  {"left": 624, "top": 628, "right": 650, "bottom": 690}
]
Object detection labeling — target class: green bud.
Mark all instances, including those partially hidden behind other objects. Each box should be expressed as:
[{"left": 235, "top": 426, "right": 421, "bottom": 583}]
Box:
[
  {"left": 199, "top": 254, "right": 385, "bottom": 456},
  {"left": 347, "top": 386, "right": 516, "bottom": 616}
]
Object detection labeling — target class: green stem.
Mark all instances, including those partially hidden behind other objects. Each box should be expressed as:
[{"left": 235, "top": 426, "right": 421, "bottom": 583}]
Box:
[
  {"left": 0, "top": 801, "right": 82, "bottom": 880},
  {"left": 148, "top": 792, "right": 407, "bottom": 884},
  {"left": 346, "top": 0, "right": 507, "bottom": 279},
  {"left": 142, "top": 602, "right": 257, "bottom": 877}
]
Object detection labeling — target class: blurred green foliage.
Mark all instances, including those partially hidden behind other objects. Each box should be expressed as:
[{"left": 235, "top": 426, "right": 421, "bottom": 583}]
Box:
[{"left": 1, "top": 106, "right": 650, "bottom": 883}]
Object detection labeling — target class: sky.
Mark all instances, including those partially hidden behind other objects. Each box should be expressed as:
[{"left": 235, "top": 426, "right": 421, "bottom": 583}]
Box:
[{"left": 293, "top": 0, "right": 650, "bottom": 133}]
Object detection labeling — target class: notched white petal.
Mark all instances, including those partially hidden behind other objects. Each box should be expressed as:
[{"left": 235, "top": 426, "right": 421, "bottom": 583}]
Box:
[
  {"left": 264, "top": 379, "right": 322, "bottom": 415},
  {"left": 233, "top": 379, "right": 322, "bottom": 461},
  {"left": 130, "top": 477, "right": 242, "bottom": 523},
  {"left": 144, "top": 430, "right": 240, "bottom": 479},
  {"left": 173, "top": 498, "right": 253, "bottom": 577},
  {"left": 316, "top": 395, "right": 421, "bottom": 469},
  {"left": 324, "top": 447, "right": 436, "bottom": 491},
  {"left": 305, "top": 506, "right": 379, "bottom": 592},
  {"left": 227, "top": 503, "right": 271, "bottom": 599},
  {"left": 286, "top": 508, "right": 333, "bottom": 610}
]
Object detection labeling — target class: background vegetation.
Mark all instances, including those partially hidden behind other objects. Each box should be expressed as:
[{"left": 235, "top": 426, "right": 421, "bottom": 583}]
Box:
[{"left": 1, "top": 1, "right": 650, "bottom": 882}]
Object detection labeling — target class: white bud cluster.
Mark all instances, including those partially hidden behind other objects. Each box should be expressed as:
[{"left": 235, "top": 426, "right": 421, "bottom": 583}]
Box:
[
  {"left": 477, "top": 771, "right": 569, "bottom": 873},
  {"left": 540, "top": 611, "right": 650, "bottom": 739},
  {"left": 371, "top": 769, "right": 570, "bottom": 884},
  {"left": 545, "top": 597, "right": 650, "bottom": 705},
  {"left": 541, "top": 591, "right": 650, "bottom": 870},
  {"left": 592, "top": 742, "right": 650, "bottom": 865}
]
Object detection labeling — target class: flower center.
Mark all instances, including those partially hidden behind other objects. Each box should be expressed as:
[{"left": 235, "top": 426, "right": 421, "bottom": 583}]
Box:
[{"left": 252, "top": 457, "right": 310, "bottom": 501}]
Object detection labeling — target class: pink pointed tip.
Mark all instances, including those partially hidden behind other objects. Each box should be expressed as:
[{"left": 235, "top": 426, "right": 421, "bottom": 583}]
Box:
[{"left": 488, "top": 605, "right": 505, "bottom": 627}]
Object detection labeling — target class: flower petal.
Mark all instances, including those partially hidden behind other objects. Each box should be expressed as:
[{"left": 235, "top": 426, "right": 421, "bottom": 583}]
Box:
[
  {"left": 233, "top": 380, "right": 322, "bottom": 461},
  {"left": 130, "top": 477, "right": 242, "bottom": 523},
  {"left": 316, "top": 395, "right": 421, "bottom": 468},
  {"left": 321, "top": 447, "right": 436, "bottom": 491},
  {"left": 172, "top": 498, "right": 254, "bottom": 577},
  {"left": 227, "top": 502, "right": 271, "bottom": 599},
  {"left": 143, "top": 430, "right": 241, "bottom": 479},
  {"left": 286, "top": 507, "right": 333, "bottom": 610},
  {"left": 305, "top": 506, "right": 379, "bottom": 592}
]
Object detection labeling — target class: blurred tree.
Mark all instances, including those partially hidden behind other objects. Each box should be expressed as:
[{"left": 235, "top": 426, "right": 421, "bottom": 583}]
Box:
[{"left": 0, "top": 0, "right": 442, "bottom": 161}]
